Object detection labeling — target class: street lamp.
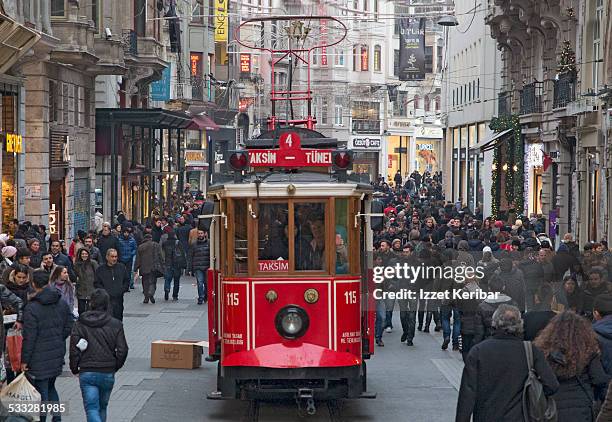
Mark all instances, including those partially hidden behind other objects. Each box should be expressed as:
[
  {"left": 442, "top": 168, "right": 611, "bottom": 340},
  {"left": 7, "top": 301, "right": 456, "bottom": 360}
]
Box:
[{"left": 437, "top": 16, "right": 459, "bottom": 27}]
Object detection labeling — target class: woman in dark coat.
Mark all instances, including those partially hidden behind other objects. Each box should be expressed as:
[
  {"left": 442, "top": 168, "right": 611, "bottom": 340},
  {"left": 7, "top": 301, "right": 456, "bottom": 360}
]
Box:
[
  {"left": 74, "top": 248, "right": 98, "bottom": 314},
  {"left": 534, "top": 311, "right": 610, "bottom": 421}
]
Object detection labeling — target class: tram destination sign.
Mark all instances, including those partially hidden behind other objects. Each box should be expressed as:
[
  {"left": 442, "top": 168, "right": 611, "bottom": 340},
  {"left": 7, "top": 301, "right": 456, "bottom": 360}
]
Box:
[{"left": 248, "top": 132, "right": 334, "bottom": 167}]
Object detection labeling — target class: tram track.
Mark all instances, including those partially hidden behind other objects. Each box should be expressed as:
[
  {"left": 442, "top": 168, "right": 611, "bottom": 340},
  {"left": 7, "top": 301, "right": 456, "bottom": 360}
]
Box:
[{"left": 241, "top": 399, "right": 347, "bottom": 422}]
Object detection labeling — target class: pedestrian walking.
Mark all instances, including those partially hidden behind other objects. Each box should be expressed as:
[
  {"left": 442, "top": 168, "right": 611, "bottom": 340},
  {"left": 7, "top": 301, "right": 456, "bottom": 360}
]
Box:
[
  {"left": 50, "top": 265, "right": 77, "bottom": 315},
  {"left": 161, "top": 231, "right": 186, "bottom": 301},
  {"left": 116, "top": 228, "right": 137, "bottom": 290},
  {"left": 473, "top": 276, "right": 517, "bottom": 344},
  {"left": 94, "top": 249, "right": 130, "bottom": 321},
  {"left": 134, "top": 234, "right": 164, "bottom": 304},
  {"left": 1, "top": 247, "right": 32, "bottom": 284},
  {"left": 69, "top": 289, "right": 129, "bottom": 422},
  {"left": 96, "top": 224, "right": 119, "bottom": 266},
  {"left": 189, "top": 229, "right": 210, "bottom": 305},
  {"left": 534, "top": 311, "right": 610, "bottom": 421},
  {"left": 456, "top": 305, "right": 559, "bottom": 422},
  {"left": 21, "top": 270, "right": 74, "bottom": 422},
  {"left": 74, "top": 248, "right": 98, "bottom": 315},
  {"left": 523, "top": 283, "right": 557, "bottom": 341}
]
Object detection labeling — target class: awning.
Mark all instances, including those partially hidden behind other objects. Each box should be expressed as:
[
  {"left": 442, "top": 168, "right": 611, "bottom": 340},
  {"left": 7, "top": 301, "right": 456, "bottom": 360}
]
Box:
[
  {"left": 96, "top": 108, "right": 193, "bottom": 129},
  {"left": 470, "top": 128, "right": 513, "bottom": 152},
  {"left": 0, "top": 13, "right": 41, "bottom": 74},
  {"left": 187, "top": 114, "right": 219, "bottom": 131}
]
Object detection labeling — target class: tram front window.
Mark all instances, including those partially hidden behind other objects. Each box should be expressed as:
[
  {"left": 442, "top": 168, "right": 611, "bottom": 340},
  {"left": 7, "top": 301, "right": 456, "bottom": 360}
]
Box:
[
  {"left": 295, "top": 203, "right": 326, "bottom": 271},
  {"left": 258, "top": 203, "right": 289, "bottom": 264}
]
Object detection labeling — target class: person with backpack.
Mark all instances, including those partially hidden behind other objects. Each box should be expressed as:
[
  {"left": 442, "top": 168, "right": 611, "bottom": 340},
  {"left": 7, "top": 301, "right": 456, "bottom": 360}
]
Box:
[
  {"left": 69, "top": 289, "right": 128, "bottom": 422},
  {"left": 534, "top": 311, "right": 609, "bottom": 421},
  {"left": 456, "top": 304, "right": 558, "bottom": 422},
  {"left": 161, "top": 231, "right": 187, "bottom": 301}
]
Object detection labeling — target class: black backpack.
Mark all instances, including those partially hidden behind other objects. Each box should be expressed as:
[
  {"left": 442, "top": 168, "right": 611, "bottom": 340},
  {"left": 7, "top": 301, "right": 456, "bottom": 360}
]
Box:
[{"left": 522, "top": 341, "right": 557, "bottom": 422}]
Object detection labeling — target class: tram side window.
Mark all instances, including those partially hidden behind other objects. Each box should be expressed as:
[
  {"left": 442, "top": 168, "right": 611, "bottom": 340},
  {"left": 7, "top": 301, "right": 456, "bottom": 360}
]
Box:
[
  {"left": 234, "top": 199, "right": 248, "bottom": 274},
  {"left": 295, "top": 203, "right": 326, "bottom": 271},
  {"left": 258, "top": 203, "right": 289, "bottom": 270},
  {"left": 335, "top": 199, "right": 350, "bottom": 274}
]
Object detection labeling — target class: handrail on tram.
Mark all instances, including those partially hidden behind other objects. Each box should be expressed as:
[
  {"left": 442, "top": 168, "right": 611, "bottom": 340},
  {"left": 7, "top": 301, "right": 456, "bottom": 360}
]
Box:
[
  {"left": 354, "top": 213, "right": 385, "bottom": 228},
  {"left": 198, "top": 213, "right": 228, "bottom": 229}
]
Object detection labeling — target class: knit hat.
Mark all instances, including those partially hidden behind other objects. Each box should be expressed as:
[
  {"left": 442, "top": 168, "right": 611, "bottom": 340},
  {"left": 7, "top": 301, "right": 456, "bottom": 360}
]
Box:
[
  {"left": 482, "top": 246, "right": 492, "bottom": 254},
  {"left": 0, "top": 233, "right": 8, "bottom": 245},
  {"left": 594, "top": 294, "right": 612, "bottom": 314},
  {"left": 1, "top": 246, "right": 17, "bottom": 258}
]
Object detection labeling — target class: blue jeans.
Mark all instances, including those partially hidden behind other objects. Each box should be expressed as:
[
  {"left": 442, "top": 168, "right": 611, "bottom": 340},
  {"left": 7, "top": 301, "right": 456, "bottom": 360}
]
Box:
[
  {"left": 164, "top": 268, "right": 181, "bottom": 298},
  {"left": 440, "top": 305, "right": 460, "bottom": 346},
  {"left": 374, "top": 299, "right": 385, "bottom": 341},
  {"left": 194, "top": 269, "right": 207, "bottom": 301},
  {"left": 31, "top": 376, "right": 60, "bottom": 422},
  {"left": 79, "top": 372, "right": 115, "bottom": 422}
]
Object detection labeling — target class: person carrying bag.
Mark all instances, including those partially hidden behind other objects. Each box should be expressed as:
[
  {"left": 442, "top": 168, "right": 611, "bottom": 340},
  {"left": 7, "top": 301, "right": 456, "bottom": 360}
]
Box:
[{"left": 523, "top": 341, "right": 558, "bottom": 422}]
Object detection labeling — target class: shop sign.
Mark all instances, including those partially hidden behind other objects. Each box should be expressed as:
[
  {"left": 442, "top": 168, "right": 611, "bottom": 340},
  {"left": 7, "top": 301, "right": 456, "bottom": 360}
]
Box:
[
  {"left": 4, "top": 133, "right": 23, "bottom": 153},
  {"left": 185, "top": 150, "right": 209, "bottom": 170},
  {"left": 416, "top": 143, "right": 434, "bottom": 151},
  {"left": 214, "top": 0, "right": 228, "bottom": 42},
  {"left": 415, "top": 126, "right": 443, "bottom": 138},
  {"left": 25, "top": 185, "right": 41, "bottom": 199},
  {"left": 388, "top": 155, "right": 393, "bottom": 168},
  {"left": 387, "top": 119, "right": 412, "bottom": 133},
  {"left": 349, "top": 136, "right": 381, "bottom": 150},
  {"left": 49, "top": 203, "right": 59, "bottom": 235},
  {"left": 248, "top": 132, "right": 333, "bottom": 167},
  {"left": 239, "top": 53, "right": 251, "bottom": 74},
  {"left": 526, "top": 143, "right": 544, "bottom": 167}
]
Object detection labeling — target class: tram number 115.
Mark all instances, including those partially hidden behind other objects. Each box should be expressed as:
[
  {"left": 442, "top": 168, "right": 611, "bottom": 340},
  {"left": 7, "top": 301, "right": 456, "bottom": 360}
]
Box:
[
  {"left": 344, "top": 291, "right": 357, "bottom": 304},
  {"left": 226, "top": 292, "right": 239, "bottom": 306}
]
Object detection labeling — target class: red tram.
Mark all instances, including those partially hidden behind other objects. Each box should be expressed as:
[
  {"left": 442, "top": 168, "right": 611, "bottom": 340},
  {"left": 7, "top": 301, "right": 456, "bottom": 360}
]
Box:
[
  {"left": 203, "top": 129, "right": 382, "bottom": 405},
  {"left": 202, "top": 15, "right": 382, "bottom": 410}
]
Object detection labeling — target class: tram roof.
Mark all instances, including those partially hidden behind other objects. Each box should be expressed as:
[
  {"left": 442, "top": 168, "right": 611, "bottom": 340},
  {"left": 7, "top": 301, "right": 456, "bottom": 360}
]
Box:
[
  {"left": 208, "top": 171, "right": 372, "bottom": 196},
  {"left": 246, "top": 127, "right": 338, "bottom": 149}
]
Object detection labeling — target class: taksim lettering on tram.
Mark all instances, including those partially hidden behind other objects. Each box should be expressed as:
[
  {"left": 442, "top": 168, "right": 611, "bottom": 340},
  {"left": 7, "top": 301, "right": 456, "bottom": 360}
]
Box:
[{"left": 248, "top": 131, "right": 334, "bottom": 168}]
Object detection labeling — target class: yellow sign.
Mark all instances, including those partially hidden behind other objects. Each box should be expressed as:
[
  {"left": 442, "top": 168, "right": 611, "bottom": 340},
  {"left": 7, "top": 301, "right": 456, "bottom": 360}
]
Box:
[
  {"left": 5, "top": 133, "right": 23, "bottom": 153},
  {"left": 214, "top": 0, "right": 228, "bottom": 42}
]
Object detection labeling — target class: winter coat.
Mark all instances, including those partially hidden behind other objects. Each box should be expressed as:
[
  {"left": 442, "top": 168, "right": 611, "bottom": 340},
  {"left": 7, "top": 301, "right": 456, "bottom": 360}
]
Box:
[
  {"left": 455, "top": 282, "right": 482, "bottom": 336},
  {"left": 456, "top": 333, "right": 559, "bottom": 422},
  {"left": 594, "top": 315, "right": 612, "bottom": 376},
  {"left": 69, "top": 310, "right": 128, "bottom": 374},
  {"left": 0, "top": 283, "right": 24, "bottom": 356},
  {"left": 74, "top": 256, "right": 98, "bottom": 300},
  {"left": 490, "top": 267, "right": 526, "bottom": 312},
  {"left": 584, "top": 283, "right": 612, "bottom": 318},
  {"left": 1, "top": 263, "right": 33, "bottom": 285},
  {"left": 598, "top": 380, "right": 612, "bottom": 422},
  {"left": 134, "top": 239, "right": 164, "bottom": 276},
  {"left": 519, "top": 259, "right": 547, "bottom": 292},
  {"left": 467, "top": 239, "right": 485, "bottom": 251},
  {"left": 523, "top": 309, "right": 556, "bottom": 341},
  {"left": 96, "top": 233, "right": 120, "bottom": 264},
  {"left": 94, "top": 263, "right": 130, "bottom": 298},
  {"left": 162, "top": 237, "right": 187, "bottom": 271},
  {"left": 549, "top": 354, "right": 609, "bottom": 422},
  {"left": 175, "top": 224, "right": 192, "bottom": 253},
  {"left": 473, "top": 294, "right": 517, "bottom": 343},
  {"left": 116, "top": 235, "right": 137, "bottom": 264},
  {"left": 21, "top": 287, "right": 73, "bottom": 380},
  {"left": 190, "top": 239, "right": 210, "bottom": 272},
  {"left": 29, "top": 251, "right": 43, "bottom": 269}
]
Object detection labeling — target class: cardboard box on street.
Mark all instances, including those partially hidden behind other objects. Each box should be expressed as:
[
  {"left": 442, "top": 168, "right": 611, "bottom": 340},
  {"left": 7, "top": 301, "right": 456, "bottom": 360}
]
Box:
[{"left": 151, "top": 340, "right": 206, "bottom": 369}]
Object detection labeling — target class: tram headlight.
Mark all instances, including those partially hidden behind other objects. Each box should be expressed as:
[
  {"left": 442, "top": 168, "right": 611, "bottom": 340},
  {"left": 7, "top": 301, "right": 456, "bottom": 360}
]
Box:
[
  {"left": 275, "top": 306, "right": 309, "bottom": 339},
  {"left": 229, "top": 151, "right": 248, "bottom": 170}
]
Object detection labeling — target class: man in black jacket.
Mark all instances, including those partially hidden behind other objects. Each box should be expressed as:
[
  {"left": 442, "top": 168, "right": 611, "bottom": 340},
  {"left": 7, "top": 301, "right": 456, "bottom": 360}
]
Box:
[
  {"left": 69, "top": 289, "right": 128, "bottom": 421},
  {"left": 189, "top": 230, "right": 210, "bottom": 305},
  {"left": 456, "top": 305, "right": 558, "bottom": 422},
  {"left": 94, "top": 249, "right": 130, "bottom": 321},
  {"left": 22, "top": 270, "right": 73, "bottom": 422},
  {"left": 96, "top": 225, "right": 119, "bottom": 265}
]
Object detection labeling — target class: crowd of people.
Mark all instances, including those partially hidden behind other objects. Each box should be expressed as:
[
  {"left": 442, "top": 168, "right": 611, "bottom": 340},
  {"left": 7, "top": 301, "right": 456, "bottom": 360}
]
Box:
[
  {"left": 372, "top": 170, "right": 612, "bottom": 421},
  {"left": 0, "top": 187, "right": 208, "bottom": 421}
]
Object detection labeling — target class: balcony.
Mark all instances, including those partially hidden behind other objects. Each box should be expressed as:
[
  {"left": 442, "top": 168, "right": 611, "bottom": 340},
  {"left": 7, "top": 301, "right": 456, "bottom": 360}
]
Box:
[
  {"left": 520, "top": 82, "right": 542, "bottom": 115},
  {"left": 352, "top": 119, "right": 381, "bottom": 134},
  {"left": 553, "top": 73, "right": 576, "bottom": 109},
  {"left": 498, "top": 91, "right": 511, "bottom": 117}
]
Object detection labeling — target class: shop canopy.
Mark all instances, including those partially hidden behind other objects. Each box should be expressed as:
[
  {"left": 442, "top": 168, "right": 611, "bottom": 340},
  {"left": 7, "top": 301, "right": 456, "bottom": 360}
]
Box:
[
  {"left": 0, "top": 10, "right": 41, "bottom": 74},
  {"left": 186, "top": 113, "right": 219, "bottom": 131},
  {"left": 96, "top": 108, "right": 194, "bottom": 129},
  {"left": 469, "top": 128, "right": 513, "bottom": 153}
]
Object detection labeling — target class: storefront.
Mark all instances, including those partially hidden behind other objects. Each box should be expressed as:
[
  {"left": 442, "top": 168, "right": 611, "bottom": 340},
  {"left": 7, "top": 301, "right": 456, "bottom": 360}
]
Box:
[
  {"left": 348, "top": 135, "right": 381, "bottom": 182},
  {"left": 385, "top": 118, "right": 412, "bottom": 183},
  {"left": 184, "top": 149, "right": 209, "bottom": 193},
  {"left": 525, "top": 143, "right": 544, "bottom": 216},
  {"left": 414, "top": 138, "right": 441, "bottom": 174},
  {"left": 1, "top": 85, "right": 21, "bottom": 232},
  {"left": 49, "top": 129, "right": 69, "bottom": 240},
  {"left": 450, "top": 123, "right": 488, "bottom": 211}
]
